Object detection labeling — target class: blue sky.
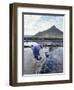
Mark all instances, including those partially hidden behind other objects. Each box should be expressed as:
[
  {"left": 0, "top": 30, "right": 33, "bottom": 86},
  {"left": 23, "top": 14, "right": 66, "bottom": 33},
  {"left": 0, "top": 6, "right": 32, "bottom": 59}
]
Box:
[{"left": 24, "top": 15, "right": 64, "bottom": 35}]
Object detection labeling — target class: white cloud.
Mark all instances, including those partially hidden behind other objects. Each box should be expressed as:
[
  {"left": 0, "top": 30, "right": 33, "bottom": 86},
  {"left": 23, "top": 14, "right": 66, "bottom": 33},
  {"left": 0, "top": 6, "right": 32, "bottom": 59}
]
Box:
[{"left": 24, "top": 15, "right": 64, "bottom": 35}]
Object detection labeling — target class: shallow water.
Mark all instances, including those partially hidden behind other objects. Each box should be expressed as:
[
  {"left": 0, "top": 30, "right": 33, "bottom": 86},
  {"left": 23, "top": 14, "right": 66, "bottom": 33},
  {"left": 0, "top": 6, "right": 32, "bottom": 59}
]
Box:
[{"left": 23, "top": 46, "right": 63, "bottom": 75}]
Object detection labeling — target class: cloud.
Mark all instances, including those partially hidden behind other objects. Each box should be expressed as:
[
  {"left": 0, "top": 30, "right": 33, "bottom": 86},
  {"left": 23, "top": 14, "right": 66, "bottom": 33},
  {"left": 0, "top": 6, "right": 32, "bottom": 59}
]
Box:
[{"left": 24, "top": 15, "right": 64, "bottom": 35}]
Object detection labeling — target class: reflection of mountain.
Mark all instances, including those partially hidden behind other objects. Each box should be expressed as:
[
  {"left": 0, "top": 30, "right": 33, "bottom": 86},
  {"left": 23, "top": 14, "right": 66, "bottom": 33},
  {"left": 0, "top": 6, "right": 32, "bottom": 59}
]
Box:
[{"left": 35, "top": 25, "right": 63, "bottom": 39}]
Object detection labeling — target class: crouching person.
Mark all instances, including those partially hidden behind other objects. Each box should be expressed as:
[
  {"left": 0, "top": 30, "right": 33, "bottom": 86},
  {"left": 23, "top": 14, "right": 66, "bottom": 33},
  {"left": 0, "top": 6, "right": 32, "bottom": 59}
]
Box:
[
  {"left": 31, "top": 45, "right": 42, "bottom": 74},
  {"left": 40, "top": 47, "right": 63, "bottom": 74}
]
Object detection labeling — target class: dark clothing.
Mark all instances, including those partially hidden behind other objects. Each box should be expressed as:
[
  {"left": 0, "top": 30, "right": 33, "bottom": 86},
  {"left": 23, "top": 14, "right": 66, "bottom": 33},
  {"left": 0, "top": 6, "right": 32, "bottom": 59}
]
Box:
[
  {"left": 40, "top": 55, "right": 63, "bottom": 74},
  {"left": 32, "top": 45, "right": 41, "bottom": 60}
]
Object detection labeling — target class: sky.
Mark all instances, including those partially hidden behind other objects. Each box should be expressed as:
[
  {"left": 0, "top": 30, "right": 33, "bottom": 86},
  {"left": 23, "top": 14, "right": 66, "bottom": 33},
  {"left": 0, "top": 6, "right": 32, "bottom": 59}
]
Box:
[{"left": 24, "top": 14, "right": 64, "bottom": 36}]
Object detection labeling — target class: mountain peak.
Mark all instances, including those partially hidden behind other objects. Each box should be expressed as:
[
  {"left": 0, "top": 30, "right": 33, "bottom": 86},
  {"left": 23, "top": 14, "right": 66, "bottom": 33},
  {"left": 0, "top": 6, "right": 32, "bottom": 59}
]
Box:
[
  {"left": 51, "top": 25, "right": 56, "bottom": 29},
  {"left": 35, "top": 25, "right": 63, "bottom": 39}
]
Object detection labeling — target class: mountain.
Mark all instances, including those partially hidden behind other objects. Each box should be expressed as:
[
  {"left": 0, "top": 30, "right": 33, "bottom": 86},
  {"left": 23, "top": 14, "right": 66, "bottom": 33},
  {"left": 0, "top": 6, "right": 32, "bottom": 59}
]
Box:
[{"left": 35, "top": 25, "right": 63, "bottom": 39}]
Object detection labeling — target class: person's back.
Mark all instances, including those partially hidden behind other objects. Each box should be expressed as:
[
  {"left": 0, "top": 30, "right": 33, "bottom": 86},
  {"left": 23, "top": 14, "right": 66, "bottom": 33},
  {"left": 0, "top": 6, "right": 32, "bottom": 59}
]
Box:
[{"left": 40, "top": 47, "right": 63, "bottom": 74}]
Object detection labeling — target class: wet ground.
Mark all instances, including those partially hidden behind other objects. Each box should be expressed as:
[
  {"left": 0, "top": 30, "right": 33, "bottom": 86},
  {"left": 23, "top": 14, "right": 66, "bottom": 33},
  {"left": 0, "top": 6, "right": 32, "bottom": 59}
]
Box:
[{"left": 23, "top": 46, "right": 63, "bottom": 75}]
